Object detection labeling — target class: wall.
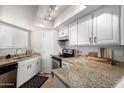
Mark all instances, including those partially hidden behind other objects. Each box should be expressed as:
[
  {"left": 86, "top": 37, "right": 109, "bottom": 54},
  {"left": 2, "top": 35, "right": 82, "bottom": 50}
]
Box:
[
  {"left": 0, "top": 22, "right": 30, "bottom": 57},
  {"left": 0, "top": 48, "right": 27, "bottom": 56},
  {"left": 31, "top": 28, "right": 61, "bottom": 73},
  {"left": 0, "top": 5, "right": 38, "bottom": 30},
  {"left": 31, "top": 28, "right": 61, "bottom": 55},
  {"left": 64, "top": 41, "right": 124, "bottom": 62},
  {"left": 0, "top": 5, "right": 37, "bottom": 57}
]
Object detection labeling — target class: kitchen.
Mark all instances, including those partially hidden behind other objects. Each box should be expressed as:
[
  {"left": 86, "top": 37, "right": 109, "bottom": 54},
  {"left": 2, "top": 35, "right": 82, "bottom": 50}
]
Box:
[{"left": 0, "top": 4, "right": 124, "bottom": 88}]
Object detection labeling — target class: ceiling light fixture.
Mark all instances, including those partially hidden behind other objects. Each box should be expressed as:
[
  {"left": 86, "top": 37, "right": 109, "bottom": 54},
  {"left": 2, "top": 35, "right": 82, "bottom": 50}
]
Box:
[
  {"left": 43, "top": 18, "right": 47, "bottom": 23},
  {"left": 48, "top": 14, "right": 52, "bottom": 20},
  {"left": 42, "top": 5, "right": 58, "bottom": 24},
  {"left": 49, "top": 16, "right": 52, "bottom": 20},
  {"left": 49, "top": 5, "right": 58, "bottom": 11},
  {"left": 55, "top": 6, "right": 58, "bottom": 10}
]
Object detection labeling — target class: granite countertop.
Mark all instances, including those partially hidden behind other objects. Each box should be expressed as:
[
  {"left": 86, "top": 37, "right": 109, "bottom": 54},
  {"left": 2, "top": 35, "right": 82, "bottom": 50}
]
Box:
[
  {"left": 52, "top": 57, "right": 124, "bottom": 88},
  {"left": 0, "top": 53, "right": 41, "bottom": 68}
]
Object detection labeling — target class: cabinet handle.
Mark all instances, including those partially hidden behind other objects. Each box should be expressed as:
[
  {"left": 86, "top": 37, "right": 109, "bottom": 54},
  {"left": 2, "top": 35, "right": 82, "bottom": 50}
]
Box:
[
  {"left": 89, "top": 37, "right": 92, "bottom": 43},
  {"left": 30, "top": 64, "right": 31, "bottom": 68},
  {"left": 94, "top": 37, "right": 97, "bottom": 43},
  {"left": 27, "top": 65, "right": 29, "bottom": 70},
  {"left": 63, "top": 63, "right": 66, "bottom": 66}
]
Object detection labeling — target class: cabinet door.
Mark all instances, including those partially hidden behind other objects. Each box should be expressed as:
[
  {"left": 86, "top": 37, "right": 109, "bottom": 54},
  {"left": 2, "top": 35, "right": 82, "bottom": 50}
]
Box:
[
  {"left": 17, "top": 58, "right": 37, "bottom": 87},
  {"left": 62, "top": 61, "right": 73, "bottom": 68},
  {"left": 30, "top": 60, "right": 37, "bottom": 77},
  {"left": 78, "top": 14, "right": 92, "bottom": 45},
  {"left": 36, "top": 57, "right": 41, "bottom": 73},
  {"left": 59, "top": 26, "right": 68, "bottom": 38},
  {"left": 93, "top": 6, "right": 120, "bottom": 45},
  {"left": 69, "top": 21, "right": 78, "bottom": 45},
  {"left": 17, "top": 63, "right": 30, "bottom": 87},
  {"left": 63, "top": 26, "right": 68, "bottom": 36},
  {"left": 13, "top": 29, "right": 28, "bottom": 48},
  {"left": 0, "top": 24, "right": 13, "bottom": 48},
  {"left": 59, "top": 29, "right": 64, "bottom": 38},
  {"left": 29, "top": 57, "right": 41, "bottom": 78}
]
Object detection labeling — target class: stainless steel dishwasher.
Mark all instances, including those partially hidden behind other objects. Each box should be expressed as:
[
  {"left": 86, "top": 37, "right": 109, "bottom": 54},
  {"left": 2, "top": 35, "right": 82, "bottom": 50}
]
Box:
[{"left": 0, "top": 63, "right": 18, "bottom": 88}]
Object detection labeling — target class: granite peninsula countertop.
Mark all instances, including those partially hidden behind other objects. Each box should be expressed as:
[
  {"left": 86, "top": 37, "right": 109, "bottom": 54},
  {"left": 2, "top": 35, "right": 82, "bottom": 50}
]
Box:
[
  {"left": 0, "top": 53, "right": 41, "bottom": 68},
  {"left": 52, "top": 57, "right": 124, "bottom": 88}
]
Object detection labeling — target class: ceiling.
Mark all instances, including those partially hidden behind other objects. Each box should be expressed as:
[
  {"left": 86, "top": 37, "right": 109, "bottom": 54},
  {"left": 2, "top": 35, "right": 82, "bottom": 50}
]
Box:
[
  {"left": 33, "top": 5, "right": 102, "bottom": 29},
  {"left": 34, "top": 5, "right": 70, "bottom": 28}
]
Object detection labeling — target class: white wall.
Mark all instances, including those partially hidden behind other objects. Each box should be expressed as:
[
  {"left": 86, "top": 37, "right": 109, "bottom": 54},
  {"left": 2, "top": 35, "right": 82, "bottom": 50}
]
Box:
[
  {"left": 0, "top": 48, "right": 27, "bottom": 56},
  {"left": 31, "top": 28, "right": 61, "bottom": 73},
  {"left": 31, "top": 28, "right": 61, "bottom": 54},
  {"left": 0, "top": 5, "right": 38, "bottom": 30}
]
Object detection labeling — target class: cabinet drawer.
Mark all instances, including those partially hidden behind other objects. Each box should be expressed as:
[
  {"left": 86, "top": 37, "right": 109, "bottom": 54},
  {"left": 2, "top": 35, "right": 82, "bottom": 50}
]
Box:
[
  {"left": 62, "top": 61, "right": 73, "bottom": 68},
  {"left": 18, "top": 57, "right": 39, "bottom": 67}
]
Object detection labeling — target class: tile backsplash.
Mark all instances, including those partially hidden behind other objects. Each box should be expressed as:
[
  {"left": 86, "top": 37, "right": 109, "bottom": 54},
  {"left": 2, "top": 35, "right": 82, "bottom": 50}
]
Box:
[
  {"left": 66, "top": 45, "right": 124, "bottom": 62},
  {"left": 57, "top": 41, "right": 124, "bottom": 62},
  {"left": 0, "top": 48, "right": 27, "bottom": 56}
]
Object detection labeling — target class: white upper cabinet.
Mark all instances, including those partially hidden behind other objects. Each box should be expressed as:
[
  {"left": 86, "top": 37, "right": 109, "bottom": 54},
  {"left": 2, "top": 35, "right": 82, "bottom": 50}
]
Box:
[
  {"left": 0, "top": 24, "right": 14, "bottom": 48},
  {"left": 69, "top": 21, "right": 78, "bottom": 45},
  {"left": 93, "top": 6, "right": 120, "bottom": 45},
  {"left": 121, "top": 6, "right": 124, "bottom": 45},
  {"left": 78, "top": 14, "right": 93, "bottom": 45},
  {"left": 59, "top": 26, "right": 68, "bottom": 38}
]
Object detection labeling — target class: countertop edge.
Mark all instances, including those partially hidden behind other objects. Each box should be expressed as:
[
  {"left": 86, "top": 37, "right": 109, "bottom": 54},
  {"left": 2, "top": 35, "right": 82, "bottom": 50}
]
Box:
[
  {"left": 0, "top": 54, "right": 41, "bottom": 68},
  {"left": 52, "top": 70, "right": 70, "bottom": 88}
]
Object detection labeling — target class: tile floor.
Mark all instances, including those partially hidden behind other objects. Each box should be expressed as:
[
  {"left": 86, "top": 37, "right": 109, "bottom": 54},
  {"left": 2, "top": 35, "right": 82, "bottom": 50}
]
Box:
[{"left": 39, "top": 73, "right": 53, "bottom": 88}]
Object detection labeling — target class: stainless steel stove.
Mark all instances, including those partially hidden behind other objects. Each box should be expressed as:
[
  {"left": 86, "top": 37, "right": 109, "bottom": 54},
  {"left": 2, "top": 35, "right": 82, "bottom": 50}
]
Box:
[{"left": 51, "top": 49, "right": 75, "bottom": 69}]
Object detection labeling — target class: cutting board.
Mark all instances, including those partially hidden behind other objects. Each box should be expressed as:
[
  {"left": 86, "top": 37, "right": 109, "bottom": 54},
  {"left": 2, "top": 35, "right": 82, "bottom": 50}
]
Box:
[
  {"left": 88, "top": 56, "right": 112, "bottom": 64},
  {"left": 88, "top": 48, "right": 112, "bottom": 64}
]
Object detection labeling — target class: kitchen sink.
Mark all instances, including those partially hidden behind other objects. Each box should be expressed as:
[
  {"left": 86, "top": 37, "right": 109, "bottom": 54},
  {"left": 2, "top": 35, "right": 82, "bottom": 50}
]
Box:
[
  {"left": 9, "top": 56, "right": 29, "bottom": 63},
  {"left": 12, "top": 56, "right": 28, "bottom": 60},
  {"left": 15, "top": 57, "right": 26, "bottom": 59}
]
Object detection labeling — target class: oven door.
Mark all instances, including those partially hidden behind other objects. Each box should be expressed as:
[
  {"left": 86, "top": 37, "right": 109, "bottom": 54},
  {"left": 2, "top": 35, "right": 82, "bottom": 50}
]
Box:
[
  {"left": 52, "top": 57, "right": 61, "bottom": 69},
  {"left": 0, "top": 63, "right": 17, "bottom": 88}
]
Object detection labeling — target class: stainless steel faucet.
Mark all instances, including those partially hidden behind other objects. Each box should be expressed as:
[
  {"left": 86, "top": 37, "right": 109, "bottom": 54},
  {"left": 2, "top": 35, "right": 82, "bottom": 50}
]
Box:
[{"left": 15, "top": 48, "right": 23, "bottom": 57}]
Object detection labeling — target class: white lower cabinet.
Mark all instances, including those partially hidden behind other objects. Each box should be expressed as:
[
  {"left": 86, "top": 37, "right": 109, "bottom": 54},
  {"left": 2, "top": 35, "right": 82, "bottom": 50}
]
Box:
[
  {"left": 17, "top": 56, "right": 41, "bottom": 88},
  {"left": 36, "top": 57, "right": 42, "bottom": 73},
  {"left": 53, "top": 75, "right": 67, "bottom": 88}
]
